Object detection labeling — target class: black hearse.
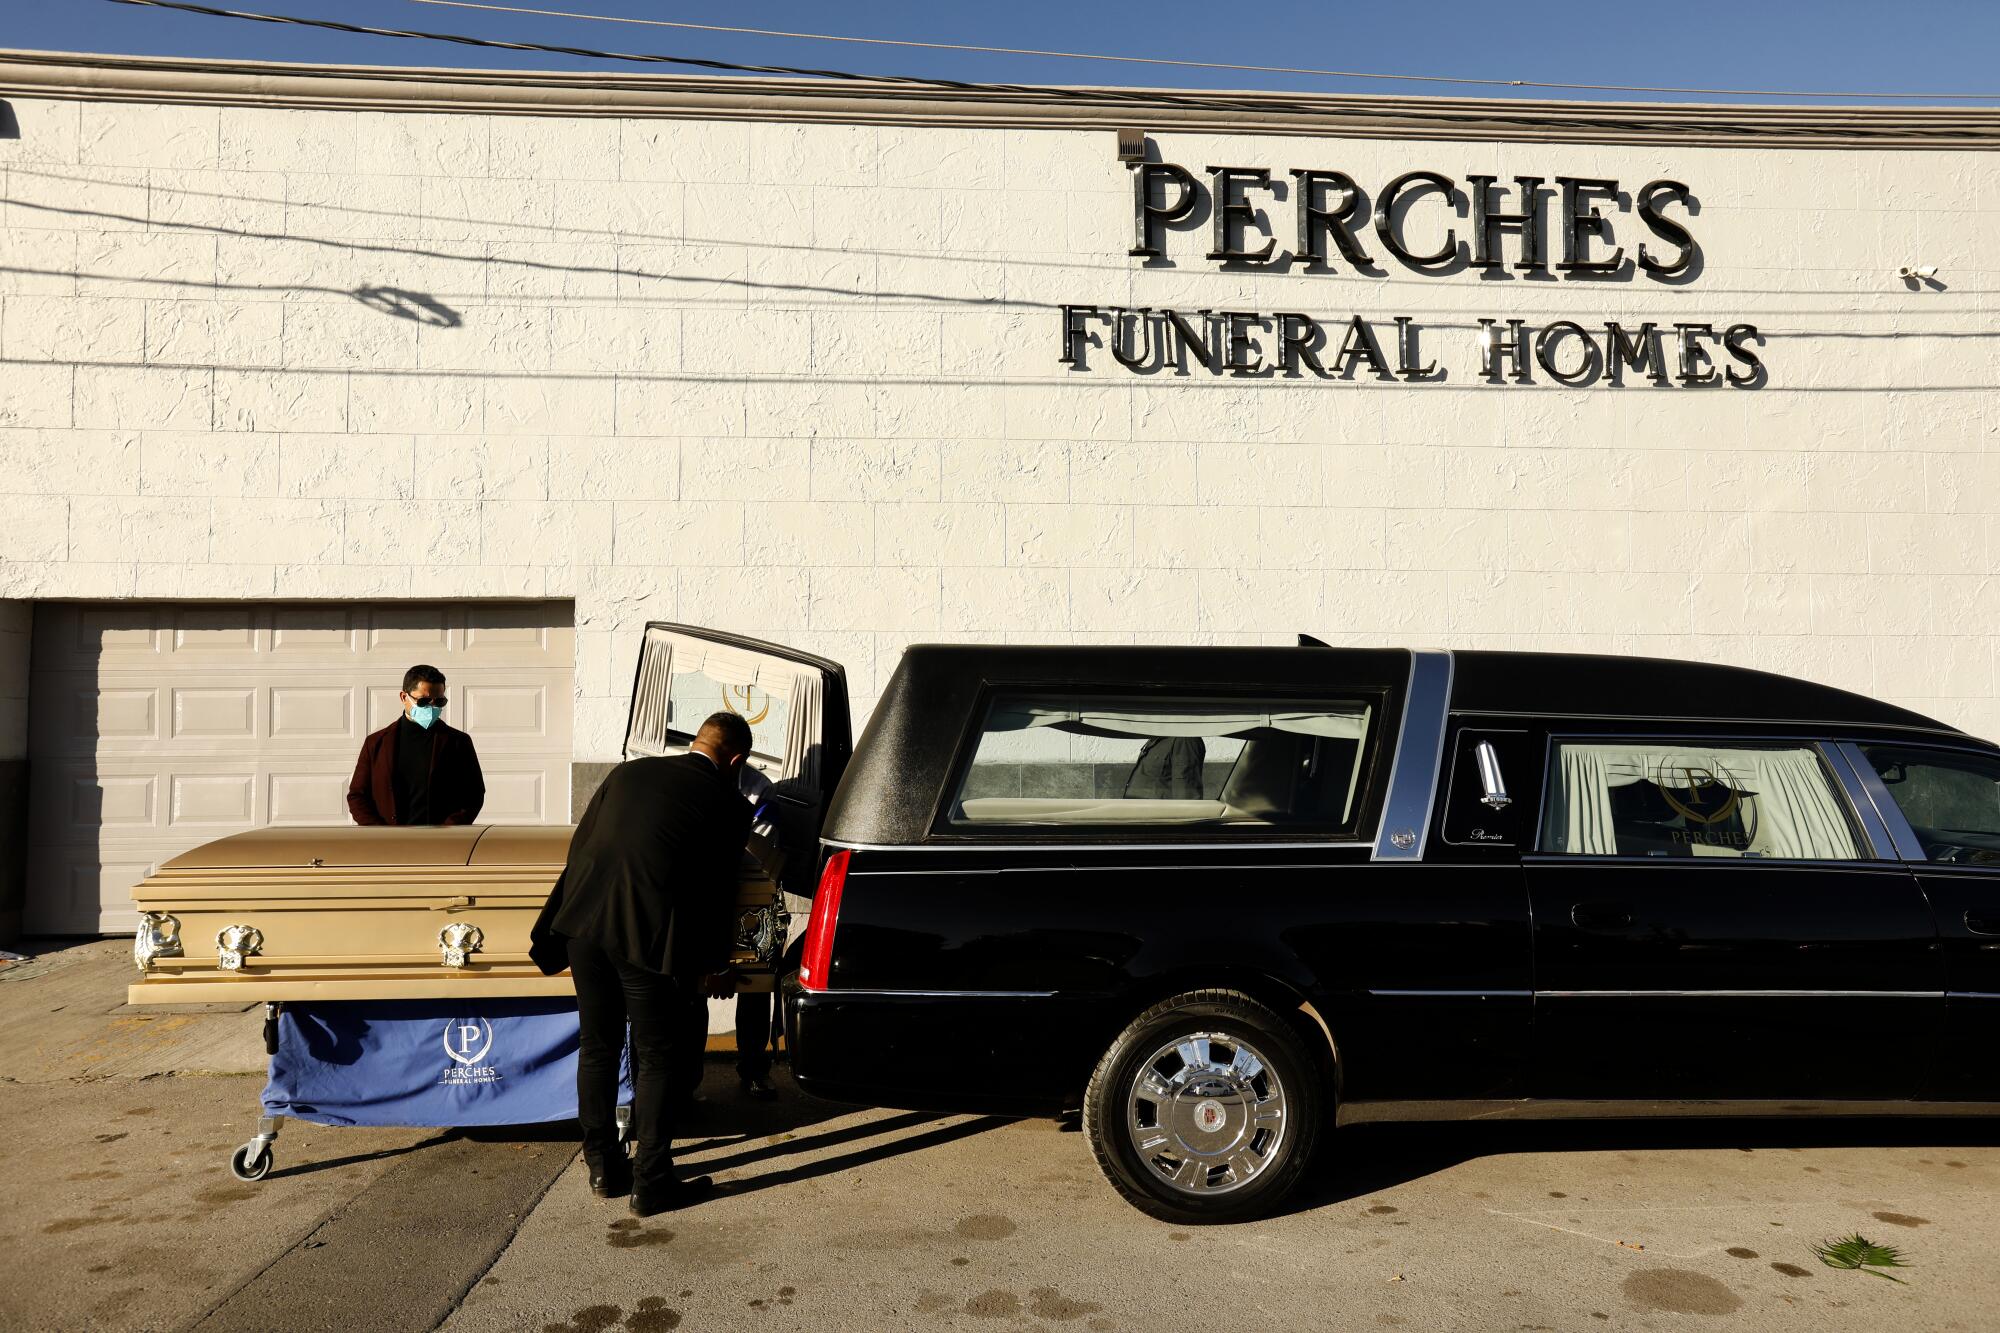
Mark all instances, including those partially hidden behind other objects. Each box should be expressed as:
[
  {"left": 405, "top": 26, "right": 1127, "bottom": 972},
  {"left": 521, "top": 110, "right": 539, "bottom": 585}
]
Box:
[{"left": 632, "top": 626, "right": 2000, "bottom": 1222}]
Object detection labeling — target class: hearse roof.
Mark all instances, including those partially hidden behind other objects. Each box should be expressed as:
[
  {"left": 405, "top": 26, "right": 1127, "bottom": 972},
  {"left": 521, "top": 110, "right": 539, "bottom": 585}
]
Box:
[
  {"left": 1448, "top": 649, "right": 1955, "bottom": 733},
  {"left": 820, "top": 644, "right": 1964, "bottom": 847}
]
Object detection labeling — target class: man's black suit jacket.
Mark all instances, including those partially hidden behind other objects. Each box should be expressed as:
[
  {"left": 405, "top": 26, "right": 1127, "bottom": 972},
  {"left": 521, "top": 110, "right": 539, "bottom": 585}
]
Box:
[{"left": 529, "top": 753, "right": 752, "bottom": 980}]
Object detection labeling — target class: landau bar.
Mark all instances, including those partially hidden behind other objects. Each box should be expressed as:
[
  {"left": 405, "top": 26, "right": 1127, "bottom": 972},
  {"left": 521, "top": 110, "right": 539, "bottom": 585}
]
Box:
[
  {"left": 1057, "top": 308, "right": 1765, "bottom": 388},
  {"left": 1130, "top": 162, "right": 1697, "bottom": 275}
]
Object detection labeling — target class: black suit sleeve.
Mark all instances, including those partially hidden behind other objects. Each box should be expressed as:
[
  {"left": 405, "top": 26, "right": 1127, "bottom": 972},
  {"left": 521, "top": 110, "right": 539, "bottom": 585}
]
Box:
[
  {"left": 528, "top": 779, "right": 611, "bottom": 975},
  {"left": 442, "top": 732, "right": 485, "bottom": 826},
  {"left": 687, "top": 788, "right": 755, "bottom": 979}
]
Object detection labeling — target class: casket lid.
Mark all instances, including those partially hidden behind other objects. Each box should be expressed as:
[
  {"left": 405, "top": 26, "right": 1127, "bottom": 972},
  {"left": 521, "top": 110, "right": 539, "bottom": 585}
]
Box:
[
  {"left": 468, "top": 825, "right": 574, "bottom": 866},
  {"left": 158, "top": 824, "right": 540, "bottom": 871}
]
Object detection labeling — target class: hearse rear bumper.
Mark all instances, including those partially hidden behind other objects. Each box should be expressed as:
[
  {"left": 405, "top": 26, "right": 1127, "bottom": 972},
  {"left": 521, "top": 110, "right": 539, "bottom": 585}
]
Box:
[{"left": 785, "top": 977, "right": 1103, "bottom": 1117}]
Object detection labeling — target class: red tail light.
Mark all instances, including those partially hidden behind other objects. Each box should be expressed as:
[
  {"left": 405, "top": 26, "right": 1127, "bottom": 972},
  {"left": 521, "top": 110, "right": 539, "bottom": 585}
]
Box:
[{"left": 798, "top": 849, "right": 851, "bottom": 992}]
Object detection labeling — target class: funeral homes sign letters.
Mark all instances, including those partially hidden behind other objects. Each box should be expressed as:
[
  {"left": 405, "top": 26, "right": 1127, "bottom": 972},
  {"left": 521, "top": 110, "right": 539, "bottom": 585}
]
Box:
[{"left": 1060, "top": 162, "right": 1764, "bottom": 388}]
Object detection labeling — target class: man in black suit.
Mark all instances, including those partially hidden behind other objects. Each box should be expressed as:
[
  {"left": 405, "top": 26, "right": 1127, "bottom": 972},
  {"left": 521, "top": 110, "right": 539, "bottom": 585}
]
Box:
[{"left": 530, "top": 712, "right": 754, "bottom": 1215}]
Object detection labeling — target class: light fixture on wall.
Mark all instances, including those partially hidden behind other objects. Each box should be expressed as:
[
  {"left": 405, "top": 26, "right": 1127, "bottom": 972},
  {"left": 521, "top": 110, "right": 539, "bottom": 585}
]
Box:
[{"left": 1115, "top": 128, "right": 1147, "bottom": 163}]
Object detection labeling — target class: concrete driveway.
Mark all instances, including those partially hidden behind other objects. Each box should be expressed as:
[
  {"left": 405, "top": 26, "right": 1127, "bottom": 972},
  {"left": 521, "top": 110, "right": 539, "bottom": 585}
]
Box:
[
  {"left": 6, "top": 940, "right": 1997, "bottom": 1332},
  {"left": 443, "top": 1108, "right": 2000, "bottom": 1333}
]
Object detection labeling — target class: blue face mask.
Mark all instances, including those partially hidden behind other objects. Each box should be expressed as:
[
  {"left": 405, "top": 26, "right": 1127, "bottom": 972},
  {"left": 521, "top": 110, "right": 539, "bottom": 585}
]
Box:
[{"left": 407, "top": 703, "right": 441, "bottom": 729}]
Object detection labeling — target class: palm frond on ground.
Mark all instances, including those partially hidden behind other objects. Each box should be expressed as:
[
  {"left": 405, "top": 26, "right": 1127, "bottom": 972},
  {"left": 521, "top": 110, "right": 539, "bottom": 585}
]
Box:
[{"left": 1812, "top": 1234, "right": 1912, "bottom": 1283}]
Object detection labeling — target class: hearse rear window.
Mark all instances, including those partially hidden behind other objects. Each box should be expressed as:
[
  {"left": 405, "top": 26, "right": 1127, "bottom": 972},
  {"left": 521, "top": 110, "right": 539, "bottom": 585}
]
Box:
[
  {"left": 948, "top": 694, "right": 1374, "bottom": 832},
  {"left": 1539, "top": 741, "right": 1861, "bottom": 860}
]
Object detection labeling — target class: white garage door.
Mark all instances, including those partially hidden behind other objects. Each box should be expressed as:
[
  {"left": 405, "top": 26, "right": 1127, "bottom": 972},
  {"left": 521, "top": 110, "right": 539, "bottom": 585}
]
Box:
[{"left": 26, "top": 601, "right": 575, "bottom": 935}]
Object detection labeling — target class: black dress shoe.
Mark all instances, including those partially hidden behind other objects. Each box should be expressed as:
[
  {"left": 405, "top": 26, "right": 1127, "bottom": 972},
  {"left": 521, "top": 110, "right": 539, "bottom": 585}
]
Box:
[
  {"left": 740, "top": 1075, "right": 777, "bottom": 1101},
  {"left": 630, "top": 1175, "right": 715, "bottom": 1217},
  {"left": 588, "top": 1157, "right": 632, "bottom": 1199}
]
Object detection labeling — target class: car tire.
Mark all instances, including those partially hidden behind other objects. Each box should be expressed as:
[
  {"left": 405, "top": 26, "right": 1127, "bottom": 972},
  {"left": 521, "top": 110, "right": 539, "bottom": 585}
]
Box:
[{"left": 1082, "top": 988, "right": 1323, "bottom": 1224}]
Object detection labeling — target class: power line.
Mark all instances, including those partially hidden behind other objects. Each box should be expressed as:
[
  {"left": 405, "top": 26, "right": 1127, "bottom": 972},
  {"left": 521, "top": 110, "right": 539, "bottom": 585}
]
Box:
[
  {"left": 102, "top": 0, "right": 2000, "bottom": 115},
  {"left": 103, "top": 0, "right": 1382, "bottom": 118},
  {"left": 401, "top": 0, "right": 1590, "bottom": 92},
  {"left": 405, "top": 0, "right": 2000, "bottom": 103}
]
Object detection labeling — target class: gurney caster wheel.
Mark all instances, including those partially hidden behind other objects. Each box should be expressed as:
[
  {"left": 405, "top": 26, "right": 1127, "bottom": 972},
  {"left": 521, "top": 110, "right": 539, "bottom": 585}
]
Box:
[{"left": 230, "top": 1143, "right": 273, "bottom": 1182}]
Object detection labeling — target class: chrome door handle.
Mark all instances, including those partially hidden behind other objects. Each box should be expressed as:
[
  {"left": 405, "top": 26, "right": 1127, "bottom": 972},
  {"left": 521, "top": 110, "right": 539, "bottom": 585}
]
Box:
[
  {"left": 1965, "top": 911, "right": 2000, "bottom": 937},
  {"left": 1474, "top": 739, "right": 1512, "bottom": 810},
  {"left": 1570, "top": 903, "right": 1634, "bottom": 930}
]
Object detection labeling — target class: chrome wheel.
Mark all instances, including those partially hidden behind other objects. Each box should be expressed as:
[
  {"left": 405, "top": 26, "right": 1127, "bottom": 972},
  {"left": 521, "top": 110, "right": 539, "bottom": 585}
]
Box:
[{"left": 1125, "top": 1030, "right": 1288, "bottom": 1195}]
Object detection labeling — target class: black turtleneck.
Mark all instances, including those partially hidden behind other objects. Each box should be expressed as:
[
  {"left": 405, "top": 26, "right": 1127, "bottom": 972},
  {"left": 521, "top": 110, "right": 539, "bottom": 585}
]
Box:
[{"left": 393, "top": 715, "right": 435, "bottom": 825}]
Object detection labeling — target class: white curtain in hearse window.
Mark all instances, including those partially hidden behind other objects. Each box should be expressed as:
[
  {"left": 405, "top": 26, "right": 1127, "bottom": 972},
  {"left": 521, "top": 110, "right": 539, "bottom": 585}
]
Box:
[
  {"left": 1542, "top": 743, "right": 1860, "bottom": 860},
  {"left": 624, "top": 630, "right": 825, "bottom": 788},
  {"left": 984, "top": 704, "right": 1371, "bottom": 740},
  {"left": 955, "top": 697, "right": 1375, "bottom": 828}
]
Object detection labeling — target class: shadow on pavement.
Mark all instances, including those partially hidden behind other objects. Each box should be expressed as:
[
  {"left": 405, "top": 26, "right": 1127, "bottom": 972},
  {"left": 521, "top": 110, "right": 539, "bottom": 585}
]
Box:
[
  {"left": 260, "top": 1061, "right": 856, "bottom": 1181},
  {"left": 1285, "top": 1114, "right": 2000, "bottom": 1215},
  {"left": 265, "top": 1135, "right": 445, "bottom": 1182},
  {"left": 690, "top": 1108, "right": 941, "bottom": 1175},
  {"left": 678, "top": 1059, "right": 853, "bottom": 1143},
  {"left": 265, "top": 1120, "right": 580, "bottom": 1180},
  {"left": 711, "top": 1114, "right": 1013, "bottom": 1200}
]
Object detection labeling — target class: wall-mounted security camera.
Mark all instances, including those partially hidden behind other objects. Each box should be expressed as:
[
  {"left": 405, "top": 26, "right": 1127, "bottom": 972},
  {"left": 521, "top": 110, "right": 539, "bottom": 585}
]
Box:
[{"left": 1898, "top": 264, "right": 1940, "bottom": 280}]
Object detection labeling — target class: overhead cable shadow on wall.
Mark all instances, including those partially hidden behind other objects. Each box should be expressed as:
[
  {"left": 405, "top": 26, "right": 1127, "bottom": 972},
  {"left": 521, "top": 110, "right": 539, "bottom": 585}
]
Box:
[
  {"left": 353, "top": 286, "right": 461, "bottom": 327},
  {"left": 6, "top": 170, "right": 1981, "bottom": 309},
  {"left": 0, "top": 193, "right": 1039, "bottom": 314},
  {"left": 0, "top": 165, "right": 1909, "bottom": 298},
  {"left": 0, "top": 260, "right": 464, "bottom": 326},
  {"left": 8, "top": 348, "right": 1997, "bottom": 394},
  {"left": 3, "top": 180, "right": 1996, "bottom": 390},
  {"left": 10, "top": 164, "right": 1142, "bottom": 277}
]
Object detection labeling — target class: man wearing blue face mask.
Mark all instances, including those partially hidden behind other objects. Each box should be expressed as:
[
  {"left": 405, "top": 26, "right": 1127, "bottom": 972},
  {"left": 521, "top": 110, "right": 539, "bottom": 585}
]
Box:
[{"left": 346, "top": 664, "right": 486, "bottom": 826}]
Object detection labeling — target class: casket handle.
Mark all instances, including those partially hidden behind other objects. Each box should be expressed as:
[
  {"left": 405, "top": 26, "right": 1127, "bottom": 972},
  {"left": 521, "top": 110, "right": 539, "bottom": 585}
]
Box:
[
  {"left": 430, "top": 896, "right": 474, "bottom": 911},
  {"left": 438, "top": 922, "right": 484, "bottom": 968},
  {"left": 216, "top": 925, "right": 263, "bottom": 972},
  {"left": 135, "top": 912, "right": 183, "bottom": 972}
]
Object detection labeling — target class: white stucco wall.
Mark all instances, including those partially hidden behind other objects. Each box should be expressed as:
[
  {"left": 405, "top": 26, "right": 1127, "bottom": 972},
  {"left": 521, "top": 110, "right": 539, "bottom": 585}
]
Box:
[{"left": 0, "top": 88, "right": 1996, "bottom": 756}]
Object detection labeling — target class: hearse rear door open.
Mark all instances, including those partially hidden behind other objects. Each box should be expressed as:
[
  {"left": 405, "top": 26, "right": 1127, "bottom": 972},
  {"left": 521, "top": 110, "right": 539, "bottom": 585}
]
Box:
[{"left": 622, "top": 623, "right": 853, "bottom": 896}]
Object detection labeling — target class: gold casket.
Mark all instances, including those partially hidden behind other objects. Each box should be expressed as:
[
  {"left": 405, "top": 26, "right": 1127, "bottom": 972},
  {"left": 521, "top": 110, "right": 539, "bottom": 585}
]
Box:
[
  {"left": 126, "top": 823, "right": 785, "bottom": 1005},
  {"left": 125, "top": 622, "right": 852, "bottom": 1008}
]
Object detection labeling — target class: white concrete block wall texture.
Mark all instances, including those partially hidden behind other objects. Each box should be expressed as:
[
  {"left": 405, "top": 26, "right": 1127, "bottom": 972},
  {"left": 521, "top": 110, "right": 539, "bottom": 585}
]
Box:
[{"left": 1, "top": 94, "right": 1998, "bottom": 759}]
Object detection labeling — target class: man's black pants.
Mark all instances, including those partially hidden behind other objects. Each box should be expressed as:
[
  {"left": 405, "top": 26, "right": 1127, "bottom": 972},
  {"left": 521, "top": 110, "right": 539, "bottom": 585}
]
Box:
[
  {"left": 735, "top": 988, "right": 781, "bottom": 1081},
  {"left": 568, "top": 936, "right": 689, "bottom": 1189},
  {"left": 674, "top": 991, "right": 775, "bottom": 1093}
]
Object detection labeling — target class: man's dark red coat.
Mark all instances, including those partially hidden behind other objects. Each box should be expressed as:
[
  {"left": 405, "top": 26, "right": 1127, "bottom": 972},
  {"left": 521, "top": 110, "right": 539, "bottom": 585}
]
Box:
[{"left": 346, "top": 719, "right": 486, "bottom": 826}]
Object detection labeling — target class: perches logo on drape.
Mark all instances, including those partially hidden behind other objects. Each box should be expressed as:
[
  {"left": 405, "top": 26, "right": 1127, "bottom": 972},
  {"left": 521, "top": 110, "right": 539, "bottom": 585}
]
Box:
[
  {"left": 441, "top": 1018, "right": 501, "bottom": 1085},
  {"left": 721, "top": 684, "right": 772, "bottom": 725},
  {"left": 1655, "top": 763, "right": 1756, "bottom": 848}
]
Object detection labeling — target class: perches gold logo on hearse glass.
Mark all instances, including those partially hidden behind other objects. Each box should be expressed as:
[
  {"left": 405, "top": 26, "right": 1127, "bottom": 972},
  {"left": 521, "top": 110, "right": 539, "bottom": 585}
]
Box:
[
  {"left": 722, "top": 684, "right": 773, "bottom": 726},
  {"left": 1059, "top": 163, "right": 1763, "bottom": 388},
  {"left": 1657, "top": 763, "right": 1757, "bottom": 848}
]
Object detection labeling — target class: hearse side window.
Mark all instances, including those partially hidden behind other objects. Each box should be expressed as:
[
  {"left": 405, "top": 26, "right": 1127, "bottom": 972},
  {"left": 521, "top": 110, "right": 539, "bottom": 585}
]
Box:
[
  {"left": 1539, "top": 741, "right": 1861, "bottom": 860},
  {"left": 1861, "top": 746, "right": 2000, "bottom": 865},
  {"left": 949, "top": 694, "right": 1375, "bottom": 832}
]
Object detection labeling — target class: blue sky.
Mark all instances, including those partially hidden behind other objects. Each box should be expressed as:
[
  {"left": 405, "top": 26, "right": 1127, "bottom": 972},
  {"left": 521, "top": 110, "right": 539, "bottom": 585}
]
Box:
[{"left": 11, "top": 0, "right": 2000, "bottom": 105}]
